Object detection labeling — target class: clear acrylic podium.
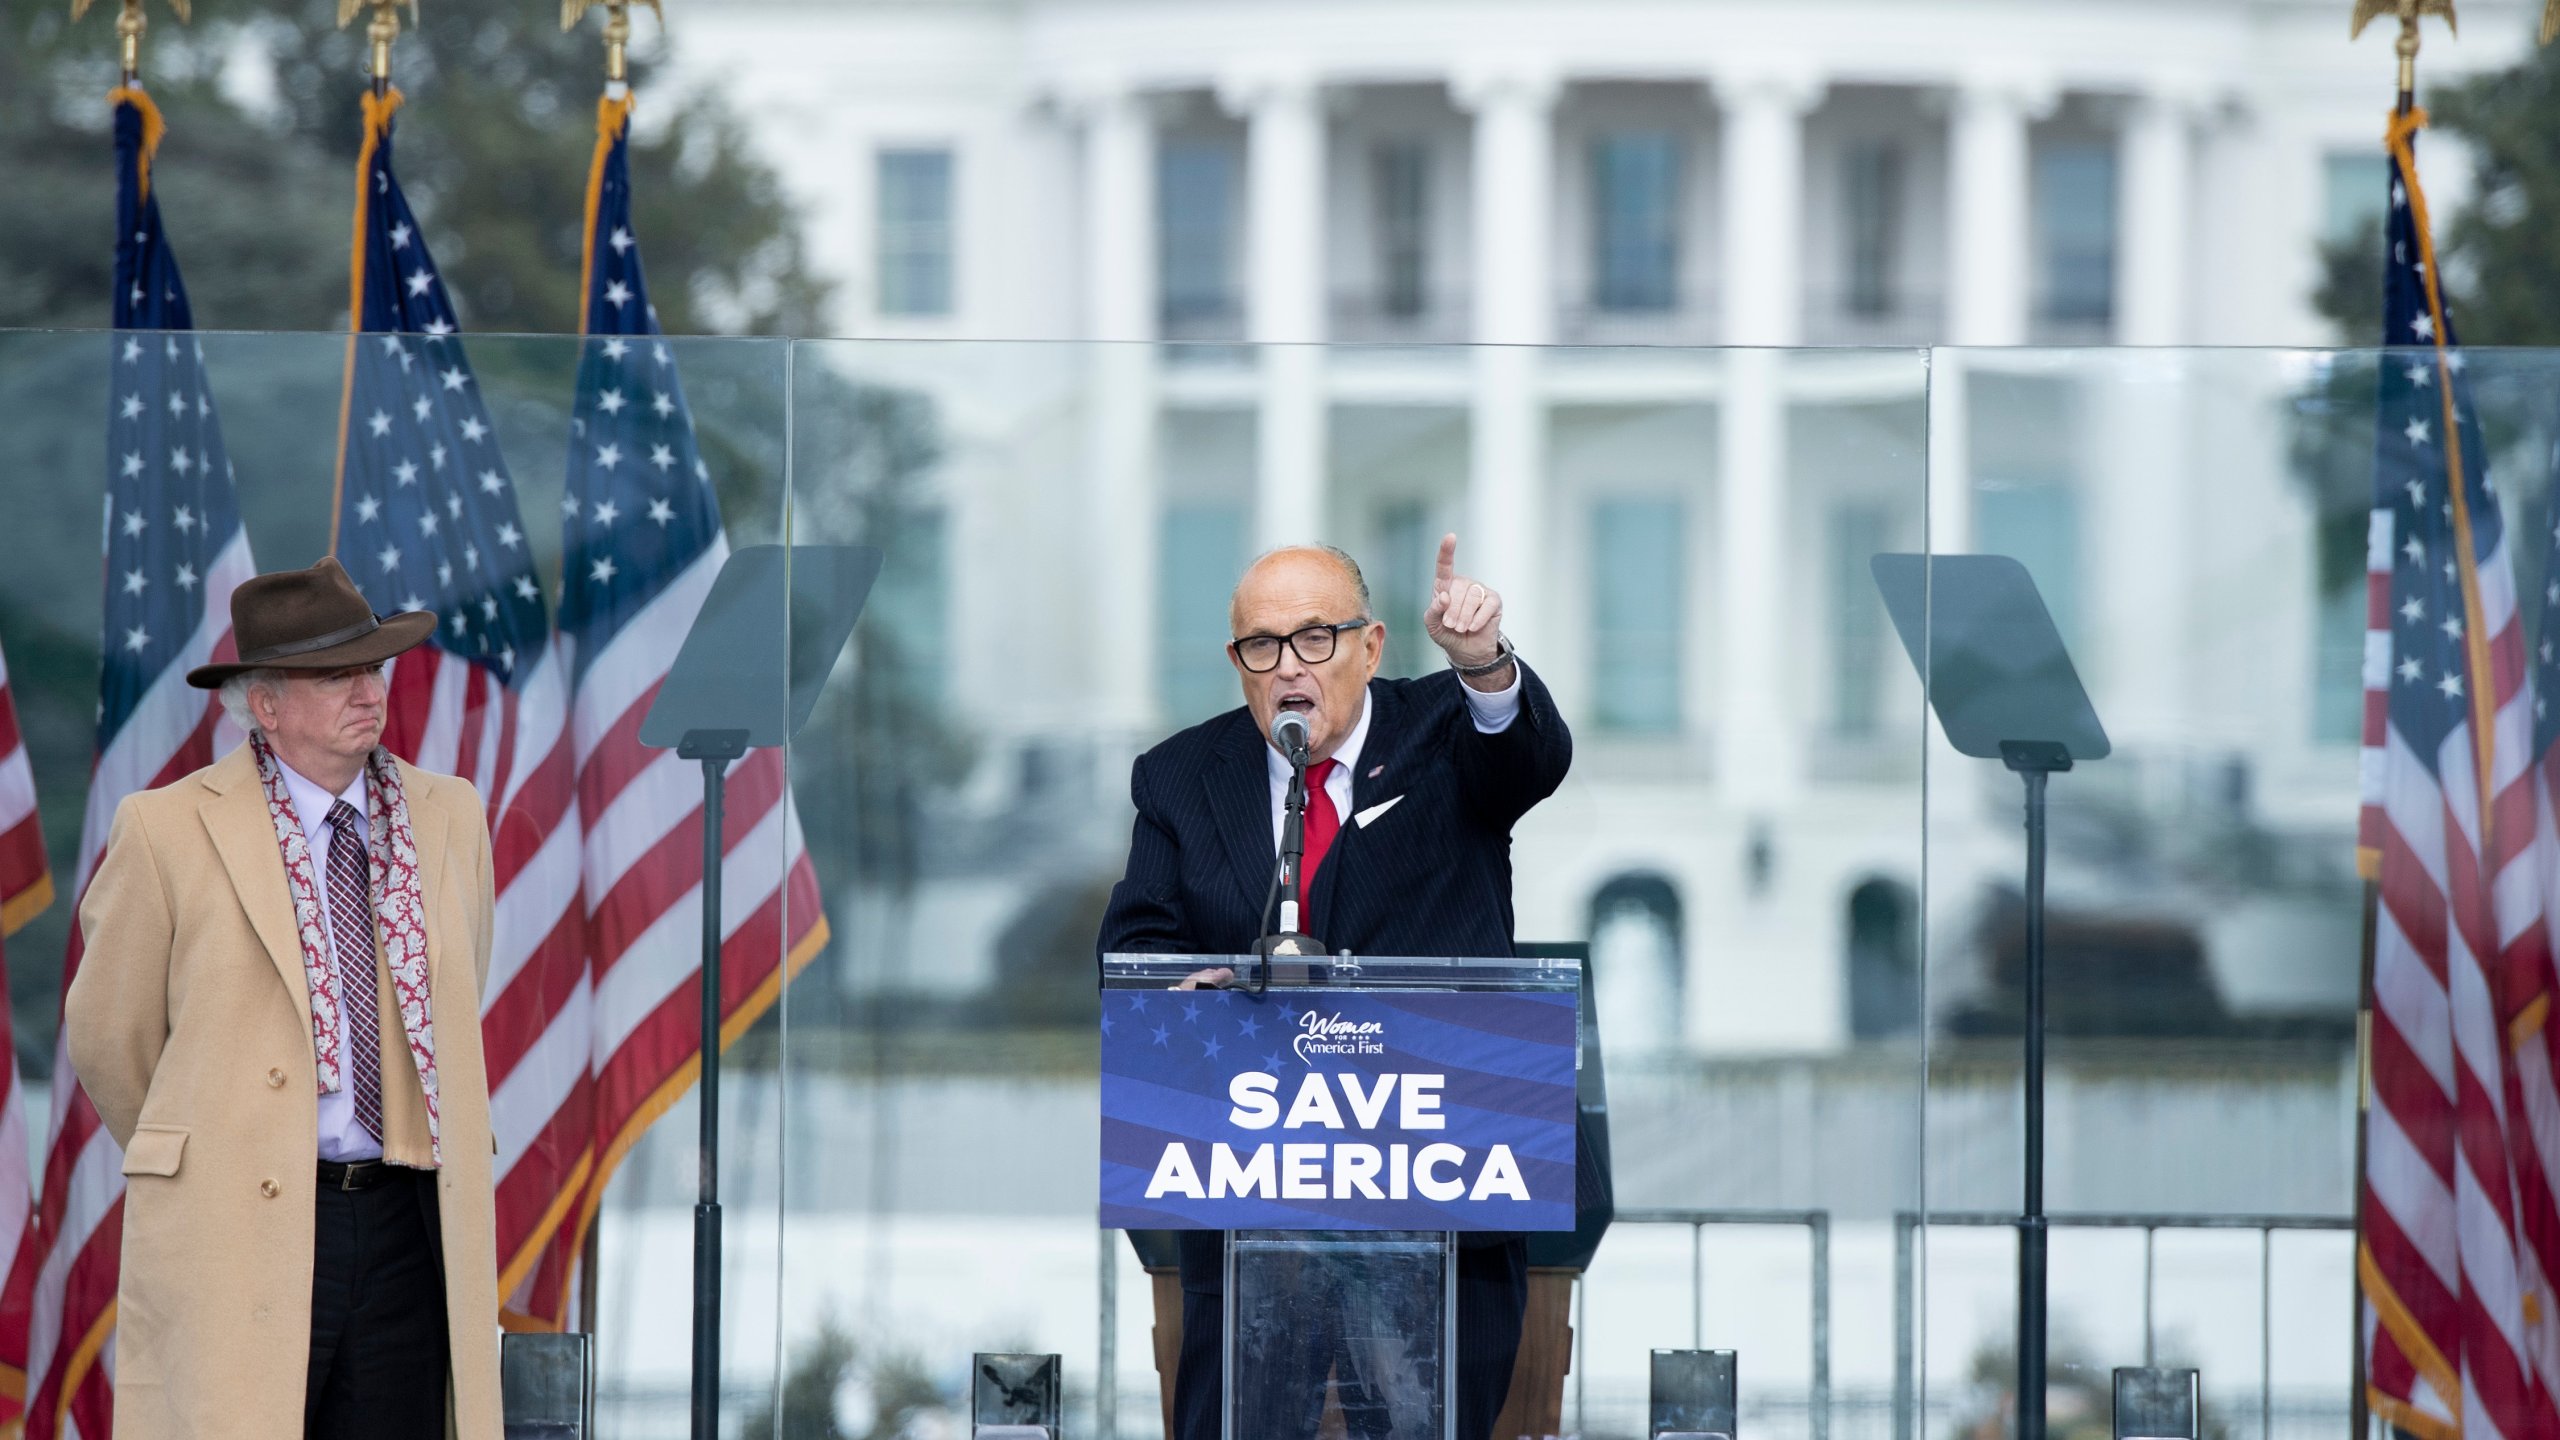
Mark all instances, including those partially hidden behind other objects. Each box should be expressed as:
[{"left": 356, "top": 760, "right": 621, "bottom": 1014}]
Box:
[{"left": 1102, "top": 953, "right": 1582, "bottom": 1440}]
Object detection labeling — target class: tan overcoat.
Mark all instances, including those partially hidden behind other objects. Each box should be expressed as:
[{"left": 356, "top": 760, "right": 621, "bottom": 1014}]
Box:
[{"left": 64, "top": 743, "right": 502, "bottom": 1440}]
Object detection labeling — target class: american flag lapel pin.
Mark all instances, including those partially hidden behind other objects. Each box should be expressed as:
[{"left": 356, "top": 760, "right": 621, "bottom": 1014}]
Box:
[{"left": 1368, "top": 765, "right": 1384, "bottom": 779}]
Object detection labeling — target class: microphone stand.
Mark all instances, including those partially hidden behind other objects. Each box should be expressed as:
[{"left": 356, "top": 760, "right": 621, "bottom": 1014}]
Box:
[{"left": 1252, "top": 743, "right": 1324, "bottom": 985}]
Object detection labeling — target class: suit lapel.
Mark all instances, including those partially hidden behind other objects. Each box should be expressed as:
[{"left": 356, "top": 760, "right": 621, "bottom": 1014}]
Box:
[
  {"left": 1205, "top": 717, "right": 1279, "bottom": 922},
  {"left": 199, "top": 746, "right": 312, "bottom": 1028}
]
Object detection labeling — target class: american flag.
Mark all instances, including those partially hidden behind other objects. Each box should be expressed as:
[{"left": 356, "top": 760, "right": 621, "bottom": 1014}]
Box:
[
  {"left": 328, "top": 89, "right": 591, "bottom": 1335},
  {"left": 536, "top": 89, "right": 828, "bottom": 1324},
  {"left": 1, "top": 88, "right": 257, "bottom": 1440},
  {"left": 0, "top": 642, "right": 46, "bottom": 941},
  {"left": 0, "top": 619, "right": 55, "bottom": 1426},
  {"left": 2356, "top": 110, "right": 2560, "bottom": 1438}
]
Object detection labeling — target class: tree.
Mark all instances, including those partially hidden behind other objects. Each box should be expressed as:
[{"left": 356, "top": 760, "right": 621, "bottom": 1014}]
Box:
[
  {"left": 0, "top": 0, "right": 830, "bottom": 336},
  {"left": 2311, "top": 41, "right": 2560, "bottom": 347}
]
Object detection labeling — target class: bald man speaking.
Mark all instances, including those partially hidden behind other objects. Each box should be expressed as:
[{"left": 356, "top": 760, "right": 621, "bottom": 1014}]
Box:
[{"left": 1099, "top": 535, "right": 1573, "bottom": 1440}]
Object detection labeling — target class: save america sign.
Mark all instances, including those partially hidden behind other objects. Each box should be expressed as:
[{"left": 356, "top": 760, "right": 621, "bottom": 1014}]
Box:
[{"left": 1099, "top": 986, "right": 1577, "bottom": 1231}]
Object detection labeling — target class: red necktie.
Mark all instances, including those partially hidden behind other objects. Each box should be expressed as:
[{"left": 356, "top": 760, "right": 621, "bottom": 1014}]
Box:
[{"left": 1300, "top": 758, "right": 1342, "bottom": 928}]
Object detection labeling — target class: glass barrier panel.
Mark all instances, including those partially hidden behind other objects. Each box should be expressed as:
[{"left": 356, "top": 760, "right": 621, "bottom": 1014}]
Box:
[
  {"left": 0, "top": 326, "right": 794, "bottom": 1440},
  {"left": 1918, "top": 346, "right": 2560, "bottom": 1438},
  {"left": 780, "top": 339, "right": 1930, "bottom": 1440}
]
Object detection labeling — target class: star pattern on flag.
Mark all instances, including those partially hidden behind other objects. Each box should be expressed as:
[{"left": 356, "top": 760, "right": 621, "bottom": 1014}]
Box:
[
  {"left": 337, "top": 118, "right": 547, "bottom": 677},
  {"left": 101, "top": 245, "right": 241, "bottom": 751}
]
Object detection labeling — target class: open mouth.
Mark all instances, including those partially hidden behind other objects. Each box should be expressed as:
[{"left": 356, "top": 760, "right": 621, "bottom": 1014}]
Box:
[{"left": 1275, "top": 693, "right": 1315, "bottom": 714}]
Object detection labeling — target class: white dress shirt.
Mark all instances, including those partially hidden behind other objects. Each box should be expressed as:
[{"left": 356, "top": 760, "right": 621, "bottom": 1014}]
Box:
[
  {"left": 276, "top": 759, "right": 386, "bottom": 1163},
  {"left": 1262, "top": 666, "right": 1523, "bottom": 849}
]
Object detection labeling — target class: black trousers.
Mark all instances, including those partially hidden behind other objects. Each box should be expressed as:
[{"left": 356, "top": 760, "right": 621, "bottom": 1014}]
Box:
[
  {"left": 304, "top": 1169, "right": 449, "bottom": 1440},
  {"left": 1171, "top": 1237, "right": 1527, "bottom": 1440}
]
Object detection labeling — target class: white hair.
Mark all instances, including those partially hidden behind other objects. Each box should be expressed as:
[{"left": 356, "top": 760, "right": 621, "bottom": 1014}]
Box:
[{"left": 215, "top": 668, "right": 289, "bottom": 739}]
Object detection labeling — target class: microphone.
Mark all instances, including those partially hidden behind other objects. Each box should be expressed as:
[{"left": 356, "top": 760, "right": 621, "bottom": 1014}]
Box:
[{"left": 1272, "top": 710, "right": 1312, "bottom": 765}]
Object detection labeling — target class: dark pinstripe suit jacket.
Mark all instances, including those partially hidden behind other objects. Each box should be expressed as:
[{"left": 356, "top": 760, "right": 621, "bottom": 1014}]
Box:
[{"left": 1098, "top": 663, "right": 1573, "bottom": 1291}]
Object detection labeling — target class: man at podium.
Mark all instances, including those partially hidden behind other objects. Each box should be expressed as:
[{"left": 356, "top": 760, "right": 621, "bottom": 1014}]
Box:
[{"left": 1099, "top": 534, "right": 1573, "bottom": 1440}]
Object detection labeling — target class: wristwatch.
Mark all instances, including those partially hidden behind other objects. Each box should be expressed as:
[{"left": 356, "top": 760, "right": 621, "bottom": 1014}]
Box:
[{"left": 1453, "top": 634, "right": 1517, "bottom": 677}]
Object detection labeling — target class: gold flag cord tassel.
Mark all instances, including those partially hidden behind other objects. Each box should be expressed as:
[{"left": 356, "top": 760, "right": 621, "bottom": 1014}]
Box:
[{"left": 70, "top": 0, "right": 191, "bottom": 85}]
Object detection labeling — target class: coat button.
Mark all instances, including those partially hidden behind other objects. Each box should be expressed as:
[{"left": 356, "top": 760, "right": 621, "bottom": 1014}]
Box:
[
  {"left": 266, "top": 1068, "right": 286, "bottom": 1089},
  {"left": 259, "top": 1179, "right": 279, "bottom": 1198}
]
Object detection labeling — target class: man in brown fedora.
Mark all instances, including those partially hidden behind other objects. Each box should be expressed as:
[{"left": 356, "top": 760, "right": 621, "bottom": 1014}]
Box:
[{"left": 65, "top": 556, "right": 501, "bottom": 1440}]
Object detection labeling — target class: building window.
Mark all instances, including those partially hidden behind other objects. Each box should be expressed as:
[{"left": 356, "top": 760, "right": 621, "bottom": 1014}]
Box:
[
  {"left": 864, "top": 506, "right": 950, "bottom": 702},
  {"left": 1590, "top": 498, "right": 1683, "bottom": 733},
  {"left": 876, "top": 148, "right": 954, "bottom": 318},
  {"left": 1591, "top": 132, "right": 1683, "bottom": 313},
  {"left": 2032, "top": 140, "right": 2117, "bottom": 327},
  {"left": 1841, "top": 141, "right": 1902, "bottom": 318},
  {"left": 1829, "top": 503, "right": 1890, "bottom": 737},
  {"left": 1589, "top": 873, "right": 1683, "bottom": 1056},
  {"left": 2323, "top": 151, "right": 2393, "bottom": 248},
  {"left": 1372, "top": 141, "right": 1432, "bottom": 320},
  {"left": 1977, "top": 481, "right": 2081, "bottom": 654},
  {"left": 1158, "top": 502, "right": 1249, "bottom": 724},
  {"left": 1159, "top": 140, "right": 1241, "bottom": 334},
  {"left": 1372, "top": 502, "right": 1437, "bottom": 678},
  {"left": 1845, "top": 876, "right": 1920, "bottom": 1040}
]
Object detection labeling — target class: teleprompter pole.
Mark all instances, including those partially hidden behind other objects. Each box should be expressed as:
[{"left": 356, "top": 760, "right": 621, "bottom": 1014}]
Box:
[
  {"left": 683, "top": 729, "right": 747, "bottom": 1440},
  {"left": 2002, "top": 740, "right": 2069, "bottom": 1440}
]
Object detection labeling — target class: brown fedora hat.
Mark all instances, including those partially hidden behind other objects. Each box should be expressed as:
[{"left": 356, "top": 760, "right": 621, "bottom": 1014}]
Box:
[{"left": 185, "top": 556, "right": 437, "bottom": 688}]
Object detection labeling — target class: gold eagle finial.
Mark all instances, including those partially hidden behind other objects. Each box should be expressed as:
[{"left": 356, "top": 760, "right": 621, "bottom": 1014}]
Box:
[
  {"left": 2349, "top": 0, "right": 2457, "bottom": 39},
  {"left": 71, "top": 0, "right": 186, "bottom": 82},
  {"left": 334, "top": 0, "right": 417, "bottom": 86},
  {"left": 561, "top": 0, "right": 661, "bottom": 85}
]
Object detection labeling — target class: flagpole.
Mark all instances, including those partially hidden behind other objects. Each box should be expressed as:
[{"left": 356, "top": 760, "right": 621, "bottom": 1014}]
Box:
[
  {"left": 2345, "top": 9, "right": 2452, "bottom": 1436},
  {"left": 560, "top": 0, "right": 656, "bottom": 1352}
]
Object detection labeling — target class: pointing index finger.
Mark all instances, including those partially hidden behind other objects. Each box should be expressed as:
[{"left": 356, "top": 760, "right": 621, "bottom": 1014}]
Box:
[{"left": 1435, "top": 532, "right": 1458, "bottom": 588}]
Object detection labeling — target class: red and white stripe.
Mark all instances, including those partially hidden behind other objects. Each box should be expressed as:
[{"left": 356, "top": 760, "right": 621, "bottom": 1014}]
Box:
[
  {"left": 532, "top": 534, "right": 824, "bottom": 1321},
  {"left": 374, "top": 637, "right": 591, "bottom": 1328},
  {"left": 0, "top": 637, "right": 55, "bottom": 1427},
  {"left": 9, "top": 529, "right": 252, "bottom": 1440},
  {"left": 0, "top": 641, "right": 47, "bottom": 939},
  {"left": 2360, "top": 460, "right": 2560, "bottom": 1436}
]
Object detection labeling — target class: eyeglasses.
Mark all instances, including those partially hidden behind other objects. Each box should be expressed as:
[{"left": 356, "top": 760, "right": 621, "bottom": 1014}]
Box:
[{"left": 1230, "top": 619, "right": 1371, "bottom": 673}]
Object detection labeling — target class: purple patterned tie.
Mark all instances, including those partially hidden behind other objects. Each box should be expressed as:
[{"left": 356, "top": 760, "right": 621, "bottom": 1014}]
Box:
[{"left": 325, "top": 801, "right": 386, "bottom": 1143}]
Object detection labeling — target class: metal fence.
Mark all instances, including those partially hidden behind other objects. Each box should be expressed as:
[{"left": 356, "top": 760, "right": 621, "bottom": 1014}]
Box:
[{"left": 1890, "top": 1210, "right": 2354, "bottom": 1440}]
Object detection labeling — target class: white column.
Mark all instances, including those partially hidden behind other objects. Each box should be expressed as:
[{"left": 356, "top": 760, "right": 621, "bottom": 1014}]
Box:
[
  {"left": 1226, "top": 68, "right": 1328, "bottom": 549},
  {"left": 1709, "top": 74, "right": 1817, "bottom": 799},
  {"left": 1946, "top": 75, "right": 2052, "bottom": 347},
  {"left": 1084, "top": 86, "right": 1157, "bottom": 344},
  {"left": 1716, "top": 71, "right": 1821, "bottom": 347},
  {"left": 1077, "top": 85, "right": 1161, "bottom": 732},
  {"left": 2116, "top": 88, "right": 2197, "bottom": 348},
  {"left": 1457, "top": 61, "right": 1559, "bottom": 660},
  {"left": 1715, "top": 349, "right": 1797, "bottom": 802}
]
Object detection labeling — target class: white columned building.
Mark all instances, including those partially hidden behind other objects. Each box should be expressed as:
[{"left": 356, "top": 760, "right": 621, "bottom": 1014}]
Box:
[
  {"left": 1459, "top": 59, "right": 1559, "bottom": 660},
  {"left": 1229, "top": 66, "right": 1330, "bottom": 551},
  {"left": 1078, "top": 81, "right": 1162, "bottom": 732}
]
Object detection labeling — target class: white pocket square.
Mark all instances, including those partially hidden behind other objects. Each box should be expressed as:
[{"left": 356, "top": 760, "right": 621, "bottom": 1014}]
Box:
[{"left": 1354, "top": 795, "right": 1404, "bottom": 828}]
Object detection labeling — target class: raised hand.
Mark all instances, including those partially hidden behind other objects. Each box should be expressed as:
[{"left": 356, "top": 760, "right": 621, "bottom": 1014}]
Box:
[{"left": 1421, "top": 532, "right": 1505, "bottom": 672}]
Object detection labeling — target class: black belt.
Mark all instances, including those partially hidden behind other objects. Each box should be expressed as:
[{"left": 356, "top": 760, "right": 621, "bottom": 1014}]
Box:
[{"left": 316, "top": 1158, "right": 401, "bottom": 1192}]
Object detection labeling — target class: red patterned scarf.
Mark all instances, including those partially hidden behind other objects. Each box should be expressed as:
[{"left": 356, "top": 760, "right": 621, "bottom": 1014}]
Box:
[{"left": 248, "top": 732, "right": 444, "bottom": 1164}]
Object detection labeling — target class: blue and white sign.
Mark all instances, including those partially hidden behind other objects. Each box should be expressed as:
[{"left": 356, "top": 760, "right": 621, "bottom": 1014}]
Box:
[{"left": 1099, "top": 987, "right": 1577, "bottom": 1231}]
